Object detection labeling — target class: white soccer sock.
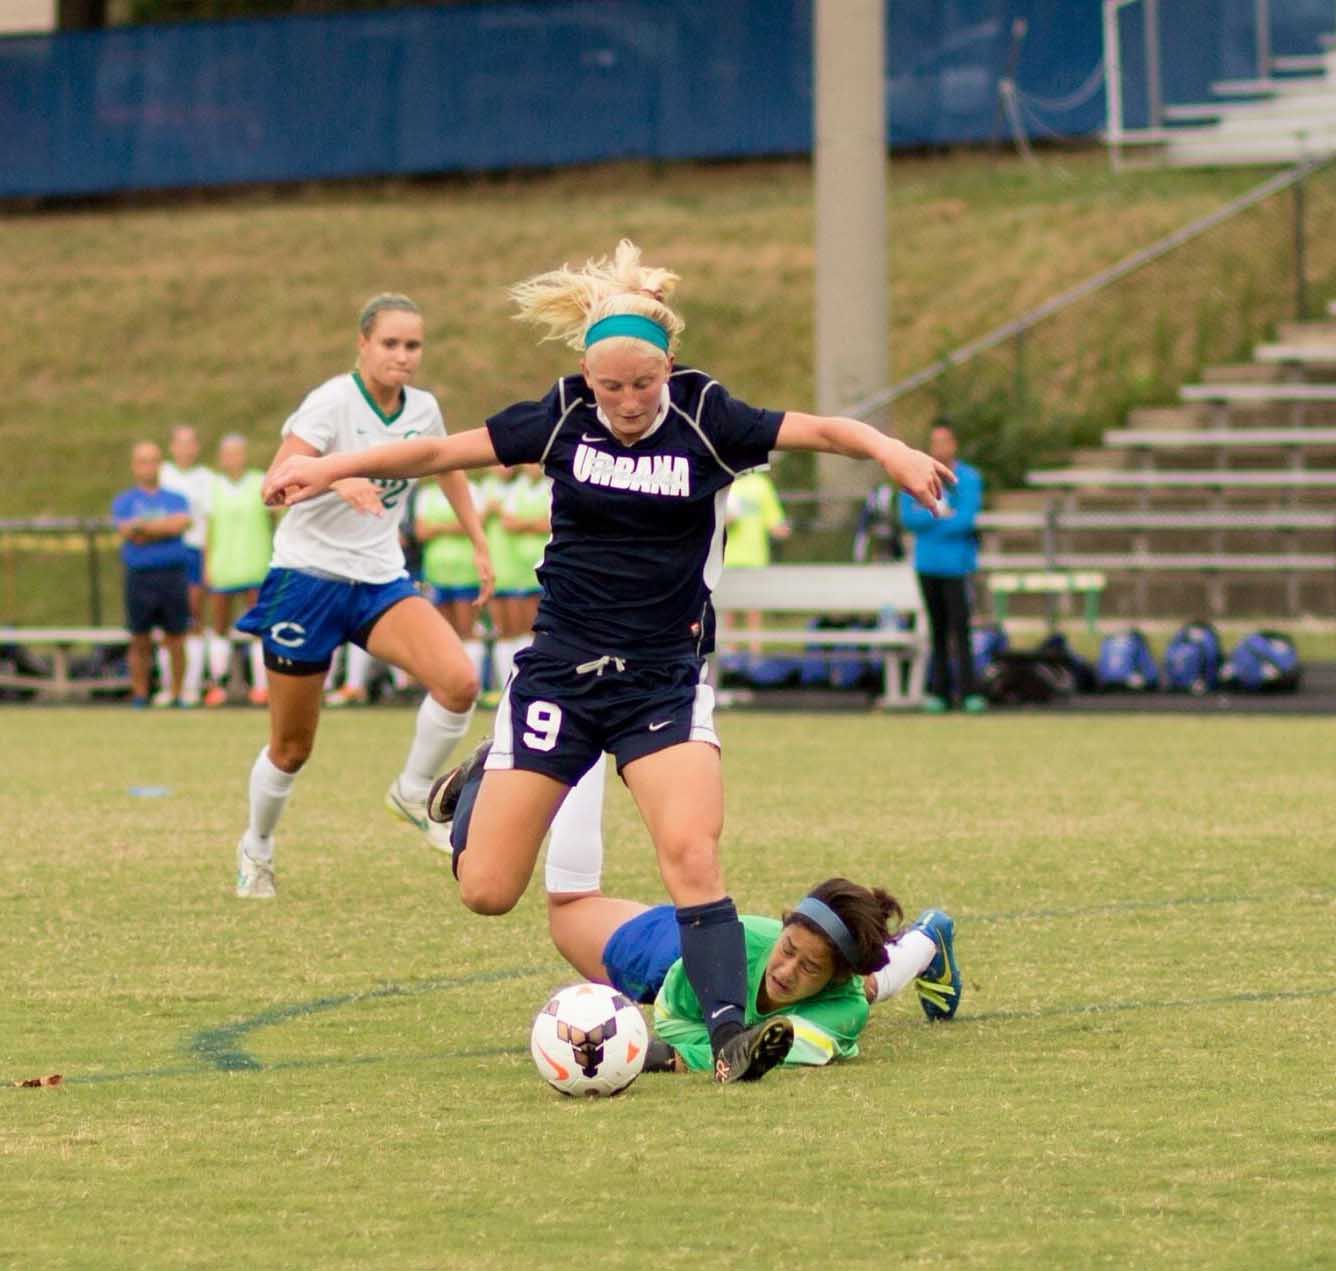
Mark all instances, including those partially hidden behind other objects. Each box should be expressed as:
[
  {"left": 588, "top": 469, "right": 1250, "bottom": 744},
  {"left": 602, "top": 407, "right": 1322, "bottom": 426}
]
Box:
[
  {"left": 397, "top": 696, "right": 473, "bottom": 802},
  {"left": 544, "top": 757, "right": 608, "bottom": 893},
  {"left": 207, "top": 629, "right": 232, "bottom": 684},
  {"left": 247, "top": 746, "right": 297, "bottom": 853},
  {"left": 248, "top": 640, "right": 267, "bottom": 689},
  {"left": 344, "top": 643, "right": 374, "bottom": 692},
  {"left": 182, "top": 634, "right": 205, "bottom": 700},
  {"left": 869, "top": 929, "right": 938, "bottom": 1004},
  {"left": 492, "top": 637, "right": 518, "bottom": 691},
  {"left": 464, "top": 639, "right": 486, "bottom": 686},
  {"left": 155, "top": 644, "right": 171, "bottom": 692}
]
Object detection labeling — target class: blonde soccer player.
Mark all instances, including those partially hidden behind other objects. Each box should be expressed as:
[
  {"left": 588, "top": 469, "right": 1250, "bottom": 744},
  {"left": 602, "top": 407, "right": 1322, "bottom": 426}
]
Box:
[
  {"left": 264, "top": 242, "right": 952, "bottom": 1080},
  {"left": 232, "top": 294, "right": 493, "bottom": 897}
]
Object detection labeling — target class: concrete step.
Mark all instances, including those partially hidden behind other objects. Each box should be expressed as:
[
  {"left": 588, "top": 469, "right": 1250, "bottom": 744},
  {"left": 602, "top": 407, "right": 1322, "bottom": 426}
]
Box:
[
  {"left": 1125, "top": 405, "right": 1211, "bottom": 430},
  {"left": 1201, "top": 363, "right": 1285, "bottom": 385},
  {"left": 1106, "top": 426, "right": 1336, "bottom": 449},
  {"left": 1167, "top": 138, "right": 1336, "bottom": 166},
  {"left": 1068, "top": 447, "right": 1129, "bottom": 471},
  {"left": 1279, "top": 320, "right": 1336, "bottom": 342},
  {"left": 1255, "top": 343, "right": 1336, "bottom": 364},
  {"left": 990, "top": 489, "right": 1050, "bottom": 512},
  {"left": 1181, "top": 382, "right": 1336, "bottom": 403}
]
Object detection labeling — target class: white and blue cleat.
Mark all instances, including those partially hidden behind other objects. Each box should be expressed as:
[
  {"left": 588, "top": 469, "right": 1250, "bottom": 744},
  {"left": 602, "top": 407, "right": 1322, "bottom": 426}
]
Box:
[{"left": 912, "top": 908, "right": 962, "bottom": 1021}]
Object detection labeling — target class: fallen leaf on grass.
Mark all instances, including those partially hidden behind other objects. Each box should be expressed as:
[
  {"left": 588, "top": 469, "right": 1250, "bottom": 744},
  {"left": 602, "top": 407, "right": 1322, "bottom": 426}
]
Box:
[{"left": 13, "top": 1074, "right": 62, "bottom": 1088}]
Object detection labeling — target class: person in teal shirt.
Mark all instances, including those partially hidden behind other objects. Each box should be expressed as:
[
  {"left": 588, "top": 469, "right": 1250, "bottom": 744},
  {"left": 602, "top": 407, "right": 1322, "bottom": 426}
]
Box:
[{"left": 899, "top": 423, "right": 986, "bottom": 713}]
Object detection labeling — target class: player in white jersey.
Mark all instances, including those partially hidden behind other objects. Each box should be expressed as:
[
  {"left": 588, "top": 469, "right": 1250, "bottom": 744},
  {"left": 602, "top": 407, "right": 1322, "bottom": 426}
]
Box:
[
  {"left": 159, "top": 424, "right": 214, "bottom": 705},
  {"left": 233, "top": 294, "right": 493, "bottom": 897}
]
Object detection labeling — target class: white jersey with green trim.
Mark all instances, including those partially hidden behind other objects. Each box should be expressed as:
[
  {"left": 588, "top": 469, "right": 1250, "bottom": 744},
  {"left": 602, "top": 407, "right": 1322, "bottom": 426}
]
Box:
[
  {"left": 160, "top": 462, "right": 214, "bottom": 549},
  {"left": 270, "top": 372, "right": 446, "bottom": 583}
]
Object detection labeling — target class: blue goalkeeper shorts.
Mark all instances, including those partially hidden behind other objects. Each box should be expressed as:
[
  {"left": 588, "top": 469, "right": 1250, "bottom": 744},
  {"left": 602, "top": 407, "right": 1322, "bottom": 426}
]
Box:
[{"left": 602, "top": 904, "right": 681, "bottom": 1004}]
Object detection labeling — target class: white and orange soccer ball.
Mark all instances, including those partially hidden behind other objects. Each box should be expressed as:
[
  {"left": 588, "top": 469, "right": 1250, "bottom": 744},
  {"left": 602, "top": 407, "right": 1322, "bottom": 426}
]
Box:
[{"left": 530, "top": 982, "right": 649, "bottom": 1098}]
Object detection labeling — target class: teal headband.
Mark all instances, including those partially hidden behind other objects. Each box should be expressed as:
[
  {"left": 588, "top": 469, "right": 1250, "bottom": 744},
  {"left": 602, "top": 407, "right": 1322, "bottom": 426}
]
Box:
[
  {"left": 792, "top": 897, "right": 859, "bottom": 966},
  {"left": 584, "top": 313, "right": 671, "bottom": 353}
]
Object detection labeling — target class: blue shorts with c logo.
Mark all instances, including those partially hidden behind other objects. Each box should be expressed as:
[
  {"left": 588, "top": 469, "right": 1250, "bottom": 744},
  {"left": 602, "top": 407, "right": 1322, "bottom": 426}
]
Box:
[
  {"left": 237, "top": 567, "right": 418, "bottom": 674},
  {"left": 601, "top": 904, "right": 681, "bottom": 1004}
]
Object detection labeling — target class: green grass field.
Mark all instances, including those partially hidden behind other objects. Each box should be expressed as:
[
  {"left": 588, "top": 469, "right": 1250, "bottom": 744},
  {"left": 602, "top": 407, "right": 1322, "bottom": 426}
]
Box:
[{"left": 3, "top": 706, "right": 1333, "bottom": 1269}]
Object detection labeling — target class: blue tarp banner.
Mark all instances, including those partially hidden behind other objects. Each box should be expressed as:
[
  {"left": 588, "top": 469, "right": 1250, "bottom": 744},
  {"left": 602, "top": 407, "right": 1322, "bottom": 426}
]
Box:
[{"left": 0, "top": 0, "right": 1328, "bottom": 199}]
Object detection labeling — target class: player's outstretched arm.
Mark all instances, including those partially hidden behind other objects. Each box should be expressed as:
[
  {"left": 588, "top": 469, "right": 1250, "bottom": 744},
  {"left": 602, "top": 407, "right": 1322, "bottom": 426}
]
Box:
[
  {"left": 774, "top": 412, "right": 955, "bottom": 514},
  {"left": 265, "top": 430, "right": 498, "bottom": 507}
]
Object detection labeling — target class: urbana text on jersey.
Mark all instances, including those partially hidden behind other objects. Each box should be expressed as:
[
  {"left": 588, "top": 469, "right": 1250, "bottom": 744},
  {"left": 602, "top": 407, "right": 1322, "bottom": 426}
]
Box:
[{"left": 572, "top": 445, "right": 691, "bottom": 498}]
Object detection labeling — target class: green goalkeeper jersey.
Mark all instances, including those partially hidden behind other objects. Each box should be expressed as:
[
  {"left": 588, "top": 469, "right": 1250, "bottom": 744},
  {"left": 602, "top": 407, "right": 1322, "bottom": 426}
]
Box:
[{"left": 652, "top": 915, "right": 869, "bottom": 1072}]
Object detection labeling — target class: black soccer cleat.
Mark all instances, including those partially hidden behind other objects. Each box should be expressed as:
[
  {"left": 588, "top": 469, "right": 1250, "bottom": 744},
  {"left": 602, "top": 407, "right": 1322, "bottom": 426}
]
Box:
[
  {"left": 426, "top": 737, "right": 492, "bottom": 825},
  {"left": 713, "top": 1017, "right": 794, "bottom": 1085}
]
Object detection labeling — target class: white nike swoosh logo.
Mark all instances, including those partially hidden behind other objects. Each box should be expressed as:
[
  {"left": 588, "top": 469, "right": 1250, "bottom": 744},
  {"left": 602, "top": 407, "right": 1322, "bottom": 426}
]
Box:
[
  {"left": 580, "top": 433, "right": 605, "bottom": 442},
  {"left": 648, "top": 720, "right": 673, "bottom": 732},
  {"left": 710, "top": 1006, "right": 733, "bottom": 1020}
]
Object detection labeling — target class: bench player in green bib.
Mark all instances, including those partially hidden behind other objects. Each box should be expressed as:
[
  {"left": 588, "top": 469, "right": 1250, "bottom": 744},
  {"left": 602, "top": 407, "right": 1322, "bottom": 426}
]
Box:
[{"left": 203, "top": 434, "right": 275, "bottom": 707}]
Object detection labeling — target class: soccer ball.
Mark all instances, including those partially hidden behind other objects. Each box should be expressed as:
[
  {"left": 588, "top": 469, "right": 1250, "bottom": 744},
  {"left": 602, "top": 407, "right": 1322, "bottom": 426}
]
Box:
[{"left": 530, "top": 982, "right": 649, "bottom": 1098}]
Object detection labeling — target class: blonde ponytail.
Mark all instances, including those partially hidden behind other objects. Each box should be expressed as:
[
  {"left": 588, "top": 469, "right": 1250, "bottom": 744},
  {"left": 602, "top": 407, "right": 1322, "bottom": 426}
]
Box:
[{"left": 509, "top": 239, "right": 685, "bottom": 355}]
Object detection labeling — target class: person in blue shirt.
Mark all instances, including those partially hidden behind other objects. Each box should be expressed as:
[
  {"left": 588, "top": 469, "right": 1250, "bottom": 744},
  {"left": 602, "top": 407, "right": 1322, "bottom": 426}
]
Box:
[
  {"left": 263, "top": 239, "right": 954, "bottom": 1085},
  {"left": 112, "top": 441, "right": 193, "bottom": 707},
  {"left": 899, "top": 423, "right": 986, "bottom": 713}
]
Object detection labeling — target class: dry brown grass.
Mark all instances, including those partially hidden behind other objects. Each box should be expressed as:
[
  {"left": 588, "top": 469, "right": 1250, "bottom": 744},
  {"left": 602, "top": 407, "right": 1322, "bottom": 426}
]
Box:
[{"left": 0, "top": 150, "right": 1283, "bottom": 517}]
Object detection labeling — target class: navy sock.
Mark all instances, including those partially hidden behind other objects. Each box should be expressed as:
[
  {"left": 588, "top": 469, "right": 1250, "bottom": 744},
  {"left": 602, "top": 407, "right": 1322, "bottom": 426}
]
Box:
[
  {"left": 676, "top": 897, "right": 747, "bottom": 1051},
  {"left": 447, "top": 762, "right": 486, "bottom": 880}
]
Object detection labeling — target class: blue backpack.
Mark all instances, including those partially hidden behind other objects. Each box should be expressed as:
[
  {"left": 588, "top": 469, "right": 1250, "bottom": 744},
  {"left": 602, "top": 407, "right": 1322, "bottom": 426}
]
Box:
[
  {"left": 1096, "top": 629, "right": 1159, "bottom": 691},
  {"left": 1161, "top": 621, "right": 1223, "bottom": 695},
  {"left": 971, "top": 623, "right": 1009, "bottom": 679},
  {"left": 1220, "top": 631, "right": 1301, "bottom": 693}
]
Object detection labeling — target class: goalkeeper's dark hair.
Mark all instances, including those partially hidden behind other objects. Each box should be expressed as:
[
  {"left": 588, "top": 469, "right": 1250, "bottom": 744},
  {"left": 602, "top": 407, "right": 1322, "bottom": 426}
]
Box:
[{"left": 782, "top": 877, "right": 903, "bottom": 981}]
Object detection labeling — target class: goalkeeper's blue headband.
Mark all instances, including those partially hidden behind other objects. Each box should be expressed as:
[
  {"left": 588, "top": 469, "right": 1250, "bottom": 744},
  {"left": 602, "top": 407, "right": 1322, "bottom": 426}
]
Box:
[
  {"left": 792, "top": 897, "right": 859, "bottom": 966},
  {"left": 584, "top": 313, "right": 671, "bottom": 353}
]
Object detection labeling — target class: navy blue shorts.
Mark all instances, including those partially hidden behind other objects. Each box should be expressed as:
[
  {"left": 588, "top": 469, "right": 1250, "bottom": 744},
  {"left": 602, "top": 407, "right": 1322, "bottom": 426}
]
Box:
[
  {"left": 485, "top": 637, "right": 719, "bottom": 786},
  {"left": 124, "top": 566, "right": 190, "bottom": 636},
  {"left": 236, "top": 567, "right": 419, "bottom": 674},
  {"left": 602, "top": 904, "right": 680, "bottom": 1004},
  {"left": 183, "top": 547, "right": 204, "bottom": 588}
]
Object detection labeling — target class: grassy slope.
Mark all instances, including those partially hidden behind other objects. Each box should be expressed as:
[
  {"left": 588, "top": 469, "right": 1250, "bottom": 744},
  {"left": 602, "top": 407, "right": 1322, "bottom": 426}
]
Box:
[
  {"left": 1, "top": 707, "right": 1333, "bottom": 1269},
  {"left": 2, "top": 150, "right": 1268, "bottom": 518}
]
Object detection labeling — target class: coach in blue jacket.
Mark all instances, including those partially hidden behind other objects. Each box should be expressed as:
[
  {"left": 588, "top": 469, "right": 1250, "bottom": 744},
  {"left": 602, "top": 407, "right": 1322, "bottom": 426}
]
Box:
[{"left": 899, "top": 423, "right": 986, "bottom": 713}]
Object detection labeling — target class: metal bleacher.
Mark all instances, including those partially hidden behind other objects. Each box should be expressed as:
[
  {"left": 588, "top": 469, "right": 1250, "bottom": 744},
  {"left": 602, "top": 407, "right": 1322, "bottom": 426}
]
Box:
[{"left": 978, "top": 303, "right": 1336, "bottom": 621}]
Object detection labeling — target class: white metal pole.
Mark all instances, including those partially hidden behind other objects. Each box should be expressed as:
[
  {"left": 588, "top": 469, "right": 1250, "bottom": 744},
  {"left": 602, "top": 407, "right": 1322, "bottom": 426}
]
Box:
[
  {"left": 1144, "top": 0, "right": 1162, "bottom": 131},
  {"left": 813, "top": 0, "right": 889, "bottom": 489},
  {"left": 1255, "top": 0, "right": 1271, "bottom": 81},
  {"left": 1103, "top": 0, "right": 1125, "bottom": 172}
]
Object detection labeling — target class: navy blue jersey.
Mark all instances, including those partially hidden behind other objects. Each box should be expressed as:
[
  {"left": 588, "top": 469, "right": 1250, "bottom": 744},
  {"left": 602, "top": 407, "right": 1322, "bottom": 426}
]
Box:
[{"left": 486, "top": 367, "right": 784, "bottom": 657}]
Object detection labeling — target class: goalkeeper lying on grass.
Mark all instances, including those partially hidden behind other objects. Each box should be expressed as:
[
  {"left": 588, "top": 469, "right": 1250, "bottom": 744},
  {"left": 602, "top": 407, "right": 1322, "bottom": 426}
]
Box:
[{"left": 535, "top": 757, "right": 963, "bottom": 1077}]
